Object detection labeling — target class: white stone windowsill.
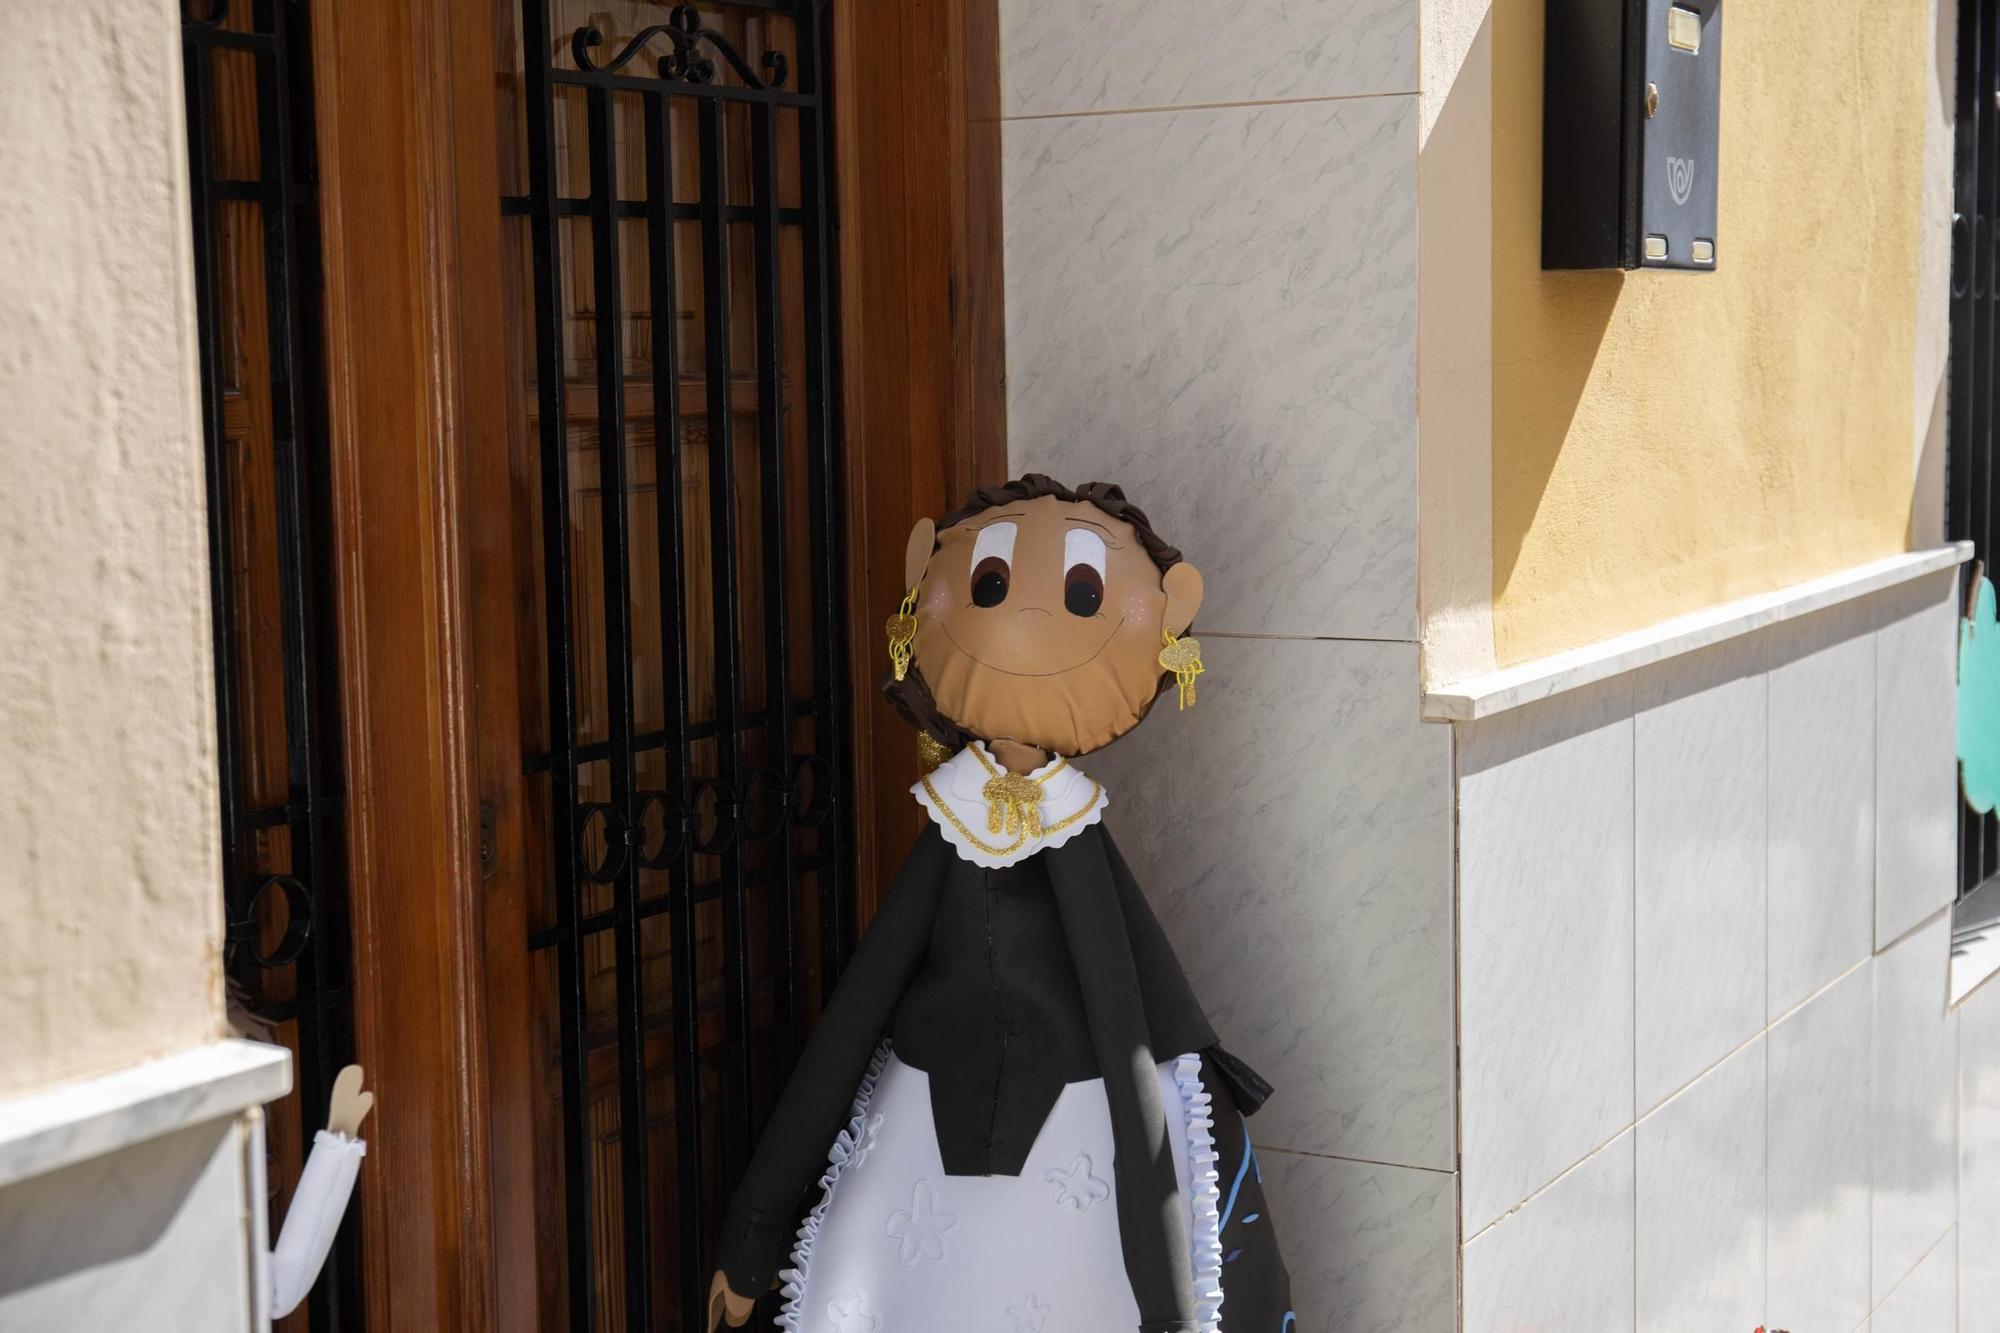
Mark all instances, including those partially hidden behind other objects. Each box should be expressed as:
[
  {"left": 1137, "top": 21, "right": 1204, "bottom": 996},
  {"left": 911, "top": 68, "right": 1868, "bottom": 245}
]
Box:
[
  {"left": 1423, "top": 543, "right": 1974, "bottom": 722},
  {"left": 0, "top": 1038, "right": 291, "bottom": 1190}
]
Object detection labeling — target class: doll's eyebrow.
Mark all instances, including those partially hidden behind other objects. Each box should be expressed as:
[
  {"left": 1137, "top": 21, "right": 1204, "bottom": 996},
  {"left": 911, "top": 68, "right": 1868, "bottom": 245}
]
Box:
[
  {"left": 967, "top": 511, "right": 1026, "bottom": 527},
  {"left": 1066, "top": 517, "right": 1125, "bottom": 547}
]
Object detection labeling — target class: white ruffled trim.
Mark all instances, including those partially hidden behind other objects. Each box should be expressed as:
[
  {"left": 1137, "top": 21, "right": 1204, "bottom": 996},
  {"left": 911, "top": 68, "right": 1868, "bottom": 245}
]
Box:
[
  {"left": 776, "top": 1041, "right": 893, "bottom": 1332},
  {"left": 911, "top": 743, "right": 1108, "bottom": 869},
  {"left": 1174, "top": 1052, "right": 1225, "bottom": 1333}
]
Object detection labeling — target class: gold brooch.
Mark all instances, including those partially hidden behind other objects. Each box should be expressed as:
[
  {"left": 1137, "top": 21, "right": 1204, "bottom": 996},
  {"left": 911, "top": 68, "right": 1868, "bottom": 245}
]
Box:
[{"left": 981, "top": 770, "right": 1046, "bottom": 839}]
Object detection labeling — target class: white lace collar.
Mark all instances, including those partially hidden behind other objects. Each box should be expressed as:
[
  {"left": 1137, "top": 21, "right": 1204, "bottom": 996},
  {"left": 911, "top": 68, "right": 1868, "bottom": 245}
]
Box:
[{"left": 910, "top": 741, "right": 1109, "bottom": 869}]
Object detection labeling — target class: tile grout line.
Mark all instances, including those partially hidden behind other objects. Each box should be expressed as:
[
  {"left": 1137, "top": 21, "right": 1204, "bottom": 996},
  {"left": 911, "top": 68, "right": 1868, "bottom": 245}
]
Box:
[
  {"left": 998, "top": 87, "right": 1420, "bottom": 124},
  {"left": 1469, "top": 956, "right": 1874, "bottom": 1256},
  {"left": 1203, "top": 629, "right": 1417, "bottom": 645},
  {"left": 1252, "top": 1143, "right": 1456, "bottom": 1177},
  {"left": 1868, "top": 1214, "right": 1956, "bottom": 1321},
  {"left": 1631, "top": 674, "right": 1640, "bottom": 1332},
  {"left": 1456, "top": 704, "right": 1472, "bottom": 1328},
  {"left": 1762, "top": 665, "right": 1773, "bottom": 1326},
  {"left": 1868, "top": 625, "right": 1879, "bottom": 1319}
]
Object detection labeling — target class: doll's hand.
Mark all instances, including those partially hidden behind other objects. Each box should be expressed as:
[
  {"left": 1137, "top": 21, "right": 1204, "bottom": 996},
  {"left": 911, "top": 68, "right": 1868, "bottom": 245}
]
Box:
[{"left": 706, "top": 1272, "right": 755, "bottom": 1330}]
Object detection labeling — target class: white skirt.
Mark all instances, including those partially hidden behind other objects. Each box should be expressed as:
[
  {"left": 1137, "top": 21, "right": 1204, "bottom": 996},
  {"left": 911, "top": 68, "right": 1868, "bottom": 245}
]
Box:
[{"left": 777, "top": 1047, "right": 1224, "bottom": 1333}]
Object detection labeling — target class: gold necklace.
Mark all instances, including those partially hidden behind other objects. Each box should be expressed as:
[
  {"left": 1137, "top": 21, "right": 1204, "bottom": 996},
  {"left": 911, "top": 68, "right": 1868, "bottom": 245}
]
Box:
[{"left": 920, "top": 746, "right": 1101, "bottom": 858}]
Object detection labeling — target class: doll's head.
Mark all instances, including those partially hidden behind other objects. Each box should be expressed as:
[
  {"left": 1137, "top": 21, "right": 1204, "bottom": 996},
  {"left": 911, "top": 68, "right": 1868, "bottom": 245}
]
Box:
[{"left": 884, "top": 475, "right": 1204, "bottom": 758}]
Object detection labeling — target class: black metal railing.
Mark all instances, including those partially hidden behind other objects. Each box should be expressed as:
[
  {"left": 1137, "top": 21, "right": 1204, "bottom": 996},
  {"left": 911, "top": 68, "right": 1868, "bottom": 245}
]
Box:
[
  {"left": 505, "top": 2, "right": 851, "bottom": 1327},
  {"left": 1954, "top": 0, "right": 2000, "bottom": 897},
  {"left": 180, "top": 1, "right": 360, "bottom": 1328}
]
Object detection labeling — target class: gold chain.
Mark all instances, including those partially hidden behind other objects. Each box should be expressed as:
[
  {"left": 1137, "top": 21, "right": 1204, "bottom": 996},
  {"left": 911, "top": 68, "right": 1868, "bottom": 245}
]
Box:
[
  {"left": 967, "top": 745, "right": 1067, "bottom": 784},
  {"left": 920, "top": 747, "right": 1101, "bottom": 858}
]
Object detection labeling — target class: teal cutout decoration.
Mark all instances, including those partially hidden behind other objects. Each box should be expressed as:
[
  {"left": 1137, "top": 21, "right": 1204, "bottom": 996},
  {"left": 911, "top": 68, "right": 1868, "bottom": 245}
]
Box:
[{"left": 1960, "top": 574, "right": 2000, "bottom": 814}]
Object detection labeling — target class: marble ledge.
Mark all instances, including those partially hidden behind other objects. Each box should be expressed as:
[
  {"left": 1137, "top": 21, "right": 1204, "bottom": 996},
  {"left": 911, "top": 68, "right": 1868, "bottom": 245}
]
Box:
[
  {"left": 1424, "top": 544, "right": 1972, "bottom": 723},
  {"left": 0, "top": 1038, "right": 291, "bottom": 1189}
]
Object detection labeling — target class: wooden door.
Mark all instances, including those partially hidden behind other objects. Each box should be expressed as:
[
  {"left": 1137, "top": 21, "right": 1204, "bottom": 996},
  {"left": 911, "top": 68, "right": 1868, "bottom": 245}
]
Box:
[
  {"left": 294, "top": 0, "right": 1001, "bottom": 1325},
  {"left": 470, "top": 3, "right": 1004, "bottom": 1330}
]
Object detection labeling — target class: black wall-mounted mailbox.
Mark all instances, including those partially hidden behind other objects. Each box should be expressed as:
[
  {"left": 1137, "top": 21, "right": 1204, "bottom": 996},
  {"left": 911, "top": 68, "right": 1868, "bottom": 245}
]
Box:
[{"left": 1543, "top": 0, "right": 1722, "bottom": 271}]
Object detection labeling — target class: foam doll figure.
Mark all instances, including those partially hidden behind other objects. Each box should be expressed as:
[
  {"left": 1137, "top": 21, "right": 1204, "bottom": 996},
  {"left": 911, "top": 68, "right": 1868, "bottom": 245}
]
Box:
[{"left": 708, "top": 477, "right": 1291, "bottom": 1333}]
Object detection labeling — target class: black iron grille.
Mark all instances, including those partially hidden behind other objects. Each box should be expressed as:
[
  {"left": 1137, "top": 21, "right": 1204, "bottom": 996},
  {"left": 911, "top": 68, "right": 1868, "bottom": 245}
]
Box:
[
  {"left": 1954, "top": 0, "right": 2000, "bottom": 897},
  {"left": 179, "top": 1, "right": 361, "bottom": 1329},
  {"left": 502, "top": 2, "right": 852, "bottom": 1327}
]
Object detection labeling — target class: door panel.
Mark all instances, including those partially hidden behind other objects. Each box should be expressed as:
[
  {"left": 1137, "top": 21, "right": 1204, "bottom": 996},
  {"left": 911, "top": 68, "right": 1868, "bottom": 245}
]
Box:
[{"left": 487, "top": 4, "right": 849, "bottom": 1327}]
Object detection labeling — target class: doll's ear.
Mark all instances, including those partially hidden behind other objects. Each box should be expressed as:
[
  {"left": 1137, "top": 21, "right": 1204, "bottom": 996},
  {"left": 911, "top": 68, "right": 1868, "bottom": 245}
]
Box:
[
  {"left": 903, "top": 517, "right": 936, "bottom": 590},
  {"left": 1163, "top": 563, "right": 1204, "bottom": 636}
]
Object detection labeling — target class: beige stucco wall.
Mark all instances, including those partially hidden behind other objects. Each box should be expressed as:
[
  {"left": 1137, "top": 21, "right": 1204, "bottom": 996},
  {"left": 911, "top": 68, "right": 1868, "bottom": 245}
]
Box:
[{"left": 0, "top": 0, "right": 224, "bottom": 1097}]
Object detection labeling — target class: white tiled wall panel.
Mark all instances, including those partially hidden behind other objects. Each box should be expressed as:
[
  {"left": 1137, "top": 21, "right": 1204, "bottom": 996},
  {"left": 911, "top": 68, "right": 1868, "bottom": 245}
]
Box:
[
  {"left": 1634, "top": 1036, "right": 1765, "bottom": 1333},
  {"left": 1767, "top": 601, "right": 1879, "bottom": 1018},
  {"left": 1004, "top": 95, "right": 1418, "bottom": 640},
  {"left": 1633, "top": 635, "right": 1769, "bottom": 1114},
  {"left": 1873, "top": 913, "right": 1959, "bottom": 1300},
  {"left": 1765, "top": 956, "right": 1873, "bottom": 1333},
  {"left": 1086, "top": 637, "right": 1453, "bottom": 1170},
  {"left": 1875, "top": 572, "right": 1960, "bottom": 947},
  {"left": 998, "top": 0, "right": 1417, "bottom": 119},
  {"left": 1462, "top": 1132, "right": 1635, "bottom": 1333},
  {"left": 1872, "top": 1225, "right": 1957, "bottom": 1333},
  {"left": 1966, "top": 1177, "right": 2000, "bottom": 1333},
  {"left": 1259, "top": 1149, "right": 1454, "bottom": 1333},
  {"left": 1965, "top": 974, "right": 2000, "bottom": 1207},
  {"left": 1458, "top": 677, "right": 1634, "bottom": 1233}
]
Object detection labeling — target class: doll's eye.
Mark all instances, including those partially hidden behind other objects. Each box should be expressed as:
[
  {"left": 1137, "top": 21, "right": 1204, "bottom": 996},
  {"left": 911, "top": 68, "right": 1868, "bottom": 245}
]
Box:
[
  {"left": 972, "top": 556, "right": 1011, "bottom": 607},
  {"left": 1064, "top": 565, "right": 1103, "bottom": 617},
  {"left": 1062, "top": 528, "right": 1107, "bottom": 617},
  {"left": 968, "top": 520, "right": 1017, "bottom": 608}
]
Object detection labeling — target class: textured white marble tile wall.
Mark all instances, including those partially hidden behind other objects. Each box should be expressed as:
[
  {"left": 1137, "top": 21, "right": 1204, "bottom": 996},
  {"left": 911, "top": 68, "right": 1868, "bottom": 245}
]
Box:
[
  {"left": 998, "top": 0, "right": 1417, "bottom": 119},
  {"left": 1258, "top": 1149, "right": 1454, "bottom": 1333},
  {"left": 1458, "top": 676, "right": 1634, "bottom": 1233},
  {"left": 1965, "top": 975, "right": 2000, "bottom": 1208},
  {"left": 1634, "top": 1036, "right": 1765, "bottom": 1333},
  {"left": 1088, "top": 637, "right": 1452, "bottom": 1170},
  {"left": 1871, "top": 1225, "right": 1957, "bottom": 1333},
  {"left": 1005, "top": 94, "right": 1418, "bottom": 640},
  {"left": 0, "top": 1118, "right": 253, "bottom": 1330},
  {"left": 1767, "top": 962, "right": 1873, "bottom": 1333},
  {"left": 1768, "top": 601, "right": 1878, "bottom": 1018},
  {"left": 1873, "top": 913, "right": 1959, "bottom": 1301},
  {"left": 1633, "top": 635, "right": 1769, "bottom": 1114},
  {"left": 1966, "top": 1178, "right": 2000, "bottom": 1333},
  {"left": 1875, "top": 572, "right": 1961, "bottom": 947},
  {"left": 1461, "top": 1132, "right": 1635, "bottom": 1333}
]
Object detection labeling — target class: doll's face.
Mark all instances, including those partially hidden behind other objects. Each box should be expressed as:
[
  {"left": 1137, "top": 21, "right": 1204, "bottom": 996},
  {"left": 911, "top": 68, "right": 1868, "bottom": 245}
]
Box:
[{"left": 910, "top": 495, "right": 1201, "bottom": 756}]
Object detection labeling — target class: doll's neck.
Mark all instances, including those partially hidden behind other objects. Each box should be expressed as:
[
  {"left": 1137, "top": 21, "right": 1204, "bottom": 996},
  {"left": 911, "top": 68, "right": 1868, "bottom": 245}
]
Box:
[{"left": 986, "top": 737, "right": 1051, "bottom": 775}]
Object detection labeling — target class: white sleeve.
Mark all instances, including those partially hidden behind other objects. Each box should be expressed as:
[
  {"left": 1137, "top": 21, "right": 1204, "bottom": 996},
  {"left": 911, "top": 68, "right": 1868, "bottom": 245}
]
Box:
[{"left": 269, "top": 1129, "right": 367, "bottom": 1318}]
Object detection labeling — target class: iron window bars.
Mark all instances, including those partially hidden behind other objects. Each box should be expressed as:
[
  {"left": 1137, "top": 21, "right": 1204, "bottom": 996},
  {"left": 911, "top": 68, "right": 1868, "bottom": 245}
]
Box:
[
  {"left": 504, "top": 2, "right": 853, "bottom": 1327},
  {"left": 1954, "top": 0, "right": 2000, "bottom": 897},
  {"left": 180, "top": 1, "right": 361, "bottom": 1329}
]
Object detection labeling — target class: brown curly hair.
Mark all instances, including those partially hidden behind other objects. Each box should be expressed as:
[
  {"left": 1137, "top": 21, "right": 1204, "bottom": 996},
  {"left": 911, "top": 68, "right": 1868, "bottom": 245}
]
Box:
[{"left": 881, "top": 474, "right": 1184, "bottom": 752}]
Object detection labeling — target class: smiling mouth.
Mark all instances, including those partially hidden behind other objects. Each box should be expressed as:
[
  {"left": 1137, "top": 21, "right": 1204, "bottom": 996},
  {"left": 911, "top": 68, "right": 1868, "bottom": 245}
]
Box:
[{"left": 939, "top": 615, "right": 1127, "bottom": 678}]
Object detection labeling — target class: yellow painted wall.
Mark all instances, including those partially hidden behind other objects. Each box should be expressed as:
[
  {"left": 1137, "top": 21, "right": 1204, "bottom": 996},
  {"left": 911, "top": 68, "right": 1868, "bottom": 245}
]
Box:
[{"left": 1490, "top": 0, "right": 1930, "bottom": 664}]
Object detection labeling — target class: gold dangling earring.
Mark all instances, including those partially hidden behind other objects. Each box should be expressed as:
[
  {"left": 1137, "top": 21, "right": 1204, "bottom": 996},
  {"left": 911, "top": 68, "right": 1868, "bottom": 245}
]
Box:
[
  {"left": 1158, "top": 629, "right": 1204, "bottom": 710},
  {"left": 885, "top": 586, "right": 919, "bottom": 682}
]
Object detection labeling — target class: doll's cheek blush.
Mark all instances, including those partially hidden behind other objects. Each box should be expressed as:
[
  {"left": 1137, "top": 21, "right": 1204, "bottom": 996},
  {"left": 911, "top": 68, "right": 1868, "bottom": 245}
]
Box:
[{"left": 1112, "top": 587, "right": 1159, "bottom": 625}]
